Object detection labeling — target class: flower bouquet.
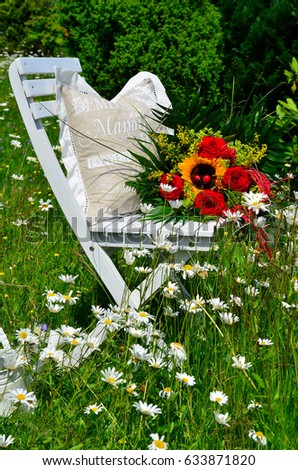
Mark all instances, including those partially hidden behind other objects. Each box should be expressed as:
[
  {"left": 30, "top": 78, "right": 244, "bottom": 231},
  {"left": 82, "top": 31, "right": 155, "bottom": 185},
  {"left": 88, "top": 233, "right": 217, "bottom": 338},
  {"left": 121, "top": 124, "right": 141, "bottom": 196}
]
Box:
[
  {"left": 129, "top": 124, "right": 271, "bottom": 211},
  {"left": 126, "top": 103, "right": 282, "bottom": 257}
]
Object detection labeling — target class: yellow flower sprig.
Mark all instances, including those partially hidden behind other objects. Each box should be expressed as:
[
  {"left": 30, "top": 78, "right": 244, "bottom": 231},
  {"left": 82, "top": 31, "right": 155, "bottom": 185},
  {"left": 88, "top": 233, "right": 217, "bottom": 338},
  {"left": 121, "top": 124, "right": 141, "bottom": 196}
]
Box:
[{"left": 232, "top": 134, "right": 267, "bottom": 167}]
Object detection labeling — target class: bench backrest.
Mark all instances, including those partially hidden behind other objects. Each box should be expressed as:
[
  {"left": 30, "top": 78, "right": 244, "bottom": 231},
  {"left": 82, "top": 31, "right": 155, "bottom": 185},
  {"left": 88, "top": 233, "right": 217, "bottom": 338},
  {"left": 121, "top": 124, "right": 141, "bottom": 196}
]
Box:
[{"left": 8, "top": 57, "right": 95, "bottom": 241}]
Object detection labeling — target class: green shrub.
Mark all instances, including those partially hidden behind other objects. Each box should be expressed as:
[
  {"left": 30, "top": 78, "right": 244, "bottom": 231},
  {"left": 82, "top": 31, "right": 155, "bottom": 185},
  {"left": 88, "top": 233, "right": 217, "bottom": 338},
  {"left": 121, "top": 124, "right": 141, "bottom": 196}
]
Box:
[
  {"left": 216, "top": 0, "right": 298, "bottom": 112},
  {"left": 0, "top": 0, "right": 64, "bottom": 54},
  {"left": 55, "top": 0, "right": 224, "bottom": 101}
]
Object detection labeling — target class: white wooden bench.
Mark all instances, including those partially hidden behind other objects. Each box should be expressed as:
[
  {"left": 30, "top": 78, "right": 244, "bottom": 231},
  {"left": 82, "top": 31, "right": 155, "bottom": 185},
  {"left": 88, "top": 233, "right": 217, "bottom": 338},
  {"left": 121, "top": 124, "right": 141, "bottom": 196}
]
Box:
[{"left": 8, "top": 57, "right": 216, "bottom": 309}]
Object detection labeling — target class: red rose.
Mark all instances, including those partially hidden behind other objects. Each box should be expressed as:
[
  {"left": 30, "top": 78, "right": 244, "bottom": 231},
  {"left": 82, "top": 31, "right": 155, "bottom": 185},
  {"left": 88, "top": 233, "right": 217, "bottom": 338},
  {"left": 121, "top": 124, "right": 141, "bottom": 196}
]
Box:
[
  {"left": 222, "top": 166, "right": 253, "bottom": 192},
  {"left": 194, "top": 189, "right": 227, "bottom": 216},
  {"left": 160, "top": 173, "right": 184, "bottom": 200},
  {"left": 198, "top": 136, "right": 236, "bottom": 163}
]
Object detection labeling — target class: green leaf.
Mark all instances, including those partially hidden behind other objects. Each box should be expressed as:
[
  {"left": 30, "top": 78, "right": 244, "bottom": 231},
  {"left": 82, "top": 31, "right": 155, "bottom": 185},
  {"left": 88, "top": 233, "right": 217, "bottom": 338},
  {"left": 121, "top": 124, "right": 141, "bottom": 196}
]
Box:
[{"left": 252, "top": 373, "right": 266, "bottom": 390}]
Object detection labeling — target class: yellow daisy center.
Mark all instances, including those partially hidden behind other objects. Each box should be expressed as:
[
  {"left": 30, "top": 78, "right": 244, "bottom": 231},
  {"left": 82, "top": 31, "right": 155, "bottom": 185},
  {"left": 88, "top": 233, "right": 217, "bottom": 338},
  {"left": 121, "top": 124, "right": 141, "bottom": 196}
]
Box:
[
  {"left": 164, "top": 387, "right": 172, "bottom": 393},
  {"left": 255, "top": 432, "right": 265, "bottom": 439},
  {"left": 138, "top": 311, "right": 148, "bottom": 318},
  {"left": 181, "top": 377, "right": 189, "bottom": 383},
  {"left": 104, "top": 319, "right": 112, "bottom": 325},
  {"left": 19, "top": 332, "right": 28, "bottom": 339},
  {"left": 215, "top": 397, "right": 222, "bottom": 403},
  {"left": 154, "top": 440, "right": 165, "bottom": 449},
  {"left": 182, "top": 264, "right": 193, "bottom": 270},
  {"left": 107, "top": 377, "right": 117, "bottom": 384},
  {"left": 16, "top": 393, "right": 26, "bottom": 401},
  {"left": 172, "top": 342, "right": 183, "bottom": 350},
  {"left": 70, "top": 339, "right": 79, "bottom": 345},
  {"left": 63, "top": 295, "right": 73, "bottom": 301}
]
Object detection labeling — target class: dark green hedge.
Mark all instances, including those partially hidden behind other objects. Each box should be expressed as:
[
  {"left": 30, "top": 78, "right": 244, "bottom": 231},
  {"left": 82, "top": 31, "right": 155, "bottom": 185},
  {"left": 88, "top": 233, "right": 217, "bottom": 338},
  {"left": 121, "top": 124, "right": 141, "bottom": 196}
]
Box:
[{"left": 54, "top": 0, "right": 224, "bottom": 102}]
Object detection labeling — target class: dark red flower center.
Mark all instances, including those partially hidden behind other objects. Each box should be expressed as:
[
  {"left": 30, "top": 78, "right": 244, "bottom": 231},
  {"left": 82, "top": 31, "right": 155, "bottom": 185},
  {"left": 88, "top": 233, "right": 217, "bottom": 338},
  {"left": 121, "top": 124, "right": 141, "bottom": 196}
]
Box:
[{"left": 190, "top": 164, "right": 216, "bottom": 189}]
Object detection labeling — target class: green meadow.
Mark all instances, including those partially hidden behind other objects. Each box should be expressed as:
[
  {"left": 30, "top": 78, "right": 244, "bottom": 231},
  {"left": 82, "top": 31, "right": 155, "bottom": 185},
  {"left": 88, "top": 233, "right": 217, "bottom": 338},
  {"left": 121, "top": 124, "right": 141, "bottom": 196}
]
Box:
[{"left": 0, "top": 53, "right": 297, "bottom": 451}]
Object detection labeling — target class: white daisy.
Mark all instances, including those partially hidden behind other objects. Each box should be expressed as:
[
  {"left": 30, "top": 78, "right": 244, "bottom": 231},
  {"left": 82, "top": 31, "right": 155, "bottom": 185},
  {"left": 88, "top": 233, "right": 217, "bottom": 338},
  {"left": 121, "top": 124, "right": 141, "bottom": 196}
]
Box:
[
  {"left": 149, "top": 433, "right": 168, "bottom": 450},
  {"left": 245, "top": 286, "right": 260, "bottom": 297},
  {"left": 147, "top": 353, "right": 168, "bottom": 369},
  {"left": 180, "top": 264, "right": 195, "bottom": 279},
  {"left": 126, "top": 383, "right": 139, "bottom": 396},
  {"left": 169, "top": 199, "right": 183, "bottom": 209},
  {"left": 66, "top": 336, "right": 85, "bottom": 347},
  {"left": 163, "top": 281, "right": 180, "bottom": 298},
  {"left": 152, "top": 234, "right": 177, "bottom": 253},
  {"left": 214, "top": 411, "right": 230, "bottom": 427},
  {"left": 242, "top": 192, "right": 270, "bottom": 215},
  {"left": 236, "top": 277, "right": 246, "bottom": 284},
  {"left": 139, "top": 203, "right": 154, "bottom": 214},
  {"left": 38, "top": 198, "right": 53, "bottom": 211},
  {"left": 135, "top": 266, "right": 153, "bottom": 274},
  {"left": 84, "top": 403, "right": 104, "bottom": 415},
  {"left": 126, "top": 327, "right": 147, "bottom": 338},
  {"left": 91, "top": 305, "right": 107, "bottom": 316},
  {"left": 170, "top": 342, "right": 187, "bottom": 363},
  {"left": 257, "top": 338, "right": 274, "bottom": 346},
  {"left": 15, "top": 328, "right": 35, "bottom": 344},
  {"left": 101, "top": 367, "right": 126, "bottom": 387},
  {"left": 12, "top": 219, "right": 29, "bottom": 226},
  {"left": 248, "top": 429, "right": 267, "bottom": 445},
  {"left": 160, "top": 183, "right": 176, "bottom": 193},
  {"left": 221, "top": 208, "right": 244, "bottom": 226},
  {"left": 209, "top": 298, "right": 228, "bottom": 311},
  {"left": 229, "top": 295, "right": 243, "bottom": 306},
  {"left": 39, "top": 347, "right": 65, "bottom": 364},
  {"left": 96, "top": 310, "right": 123, "bottom": 332},
  {"left": 219, "top": 312, "right": 240, "bottom": 325},
  {"left": 11, "top": 139, "right": 22, "bottom": 148},
  {"left": 0, "top": 434, "right": 14, "bottom": 448},
  {"left": 232, "top": 355, "right": 252, "bottom": 370},
  {"left": 209, "top": 390, "right": 229, "bottom": 406},
  {"left": 8, "top": 388, "right": 37, "bottom": 409},
  {"left": 58, "top": 274, "right": 79, "bottom": 283},
  {"left": 128, "top": 344, "right": 151, "bottom": 364},
  {"left": 26, "top": 156, "right": 38, "bottom": 163},
  {"left": 176, "top": 372, "right": 196, "bottom": 386},
  {"left": 247, "top": 400, "right": 263, "bottom": 410},
  {"left": 85, "top": 334, "right": 102, "bottom": 350},
  {"left": 129, "top": 310, "right": 155, "bottom": 325},
  {"left": 56, "top": 325, "right": 81, "bottom": 338},
  {"left": 132, "top": 400, "right": 162, "bottom": 417},
  {"left": 44, "top": 289, "right": 60, "bottom": 303},
  {"left": 58, "top": 290, "right": 79, "bottom": 305},
  {"left": 46, "top": 302, "right": 64, "bottom": 313},
  {"left": 159, "top": 387, "right": 174, "bottom": 399},
  {"left": 123, "top": 250, "right": 136, "bottom": 265}
]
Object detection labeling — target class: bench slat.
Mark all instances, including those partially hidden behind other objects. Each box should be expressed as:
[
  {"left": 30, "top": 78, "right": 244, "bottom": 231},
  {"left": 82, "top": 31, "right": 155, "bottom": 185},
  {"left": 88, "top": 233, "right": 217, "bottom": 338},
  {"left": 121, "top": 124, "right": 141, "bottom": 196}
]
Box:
[
  {"left": 30, "top": 100, "right": 57, "bottom": 119},
  {"left": 16, "top": 57, "right": 82, "bottom": 75},
  {"left": 23, "top": 78, "right": 56, "bottom": 98}
]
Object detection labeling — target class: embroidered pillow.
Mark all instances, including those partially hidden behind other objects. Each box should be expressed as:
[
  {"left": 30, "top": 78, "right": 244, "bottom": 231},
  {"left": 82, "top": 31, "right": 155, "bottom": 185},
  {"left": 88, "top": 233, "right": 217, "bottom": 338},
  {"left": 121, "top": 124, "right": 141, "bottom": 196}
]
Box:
[{"left": 55, "top": 68, "right": 171, "bottom": 225}]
